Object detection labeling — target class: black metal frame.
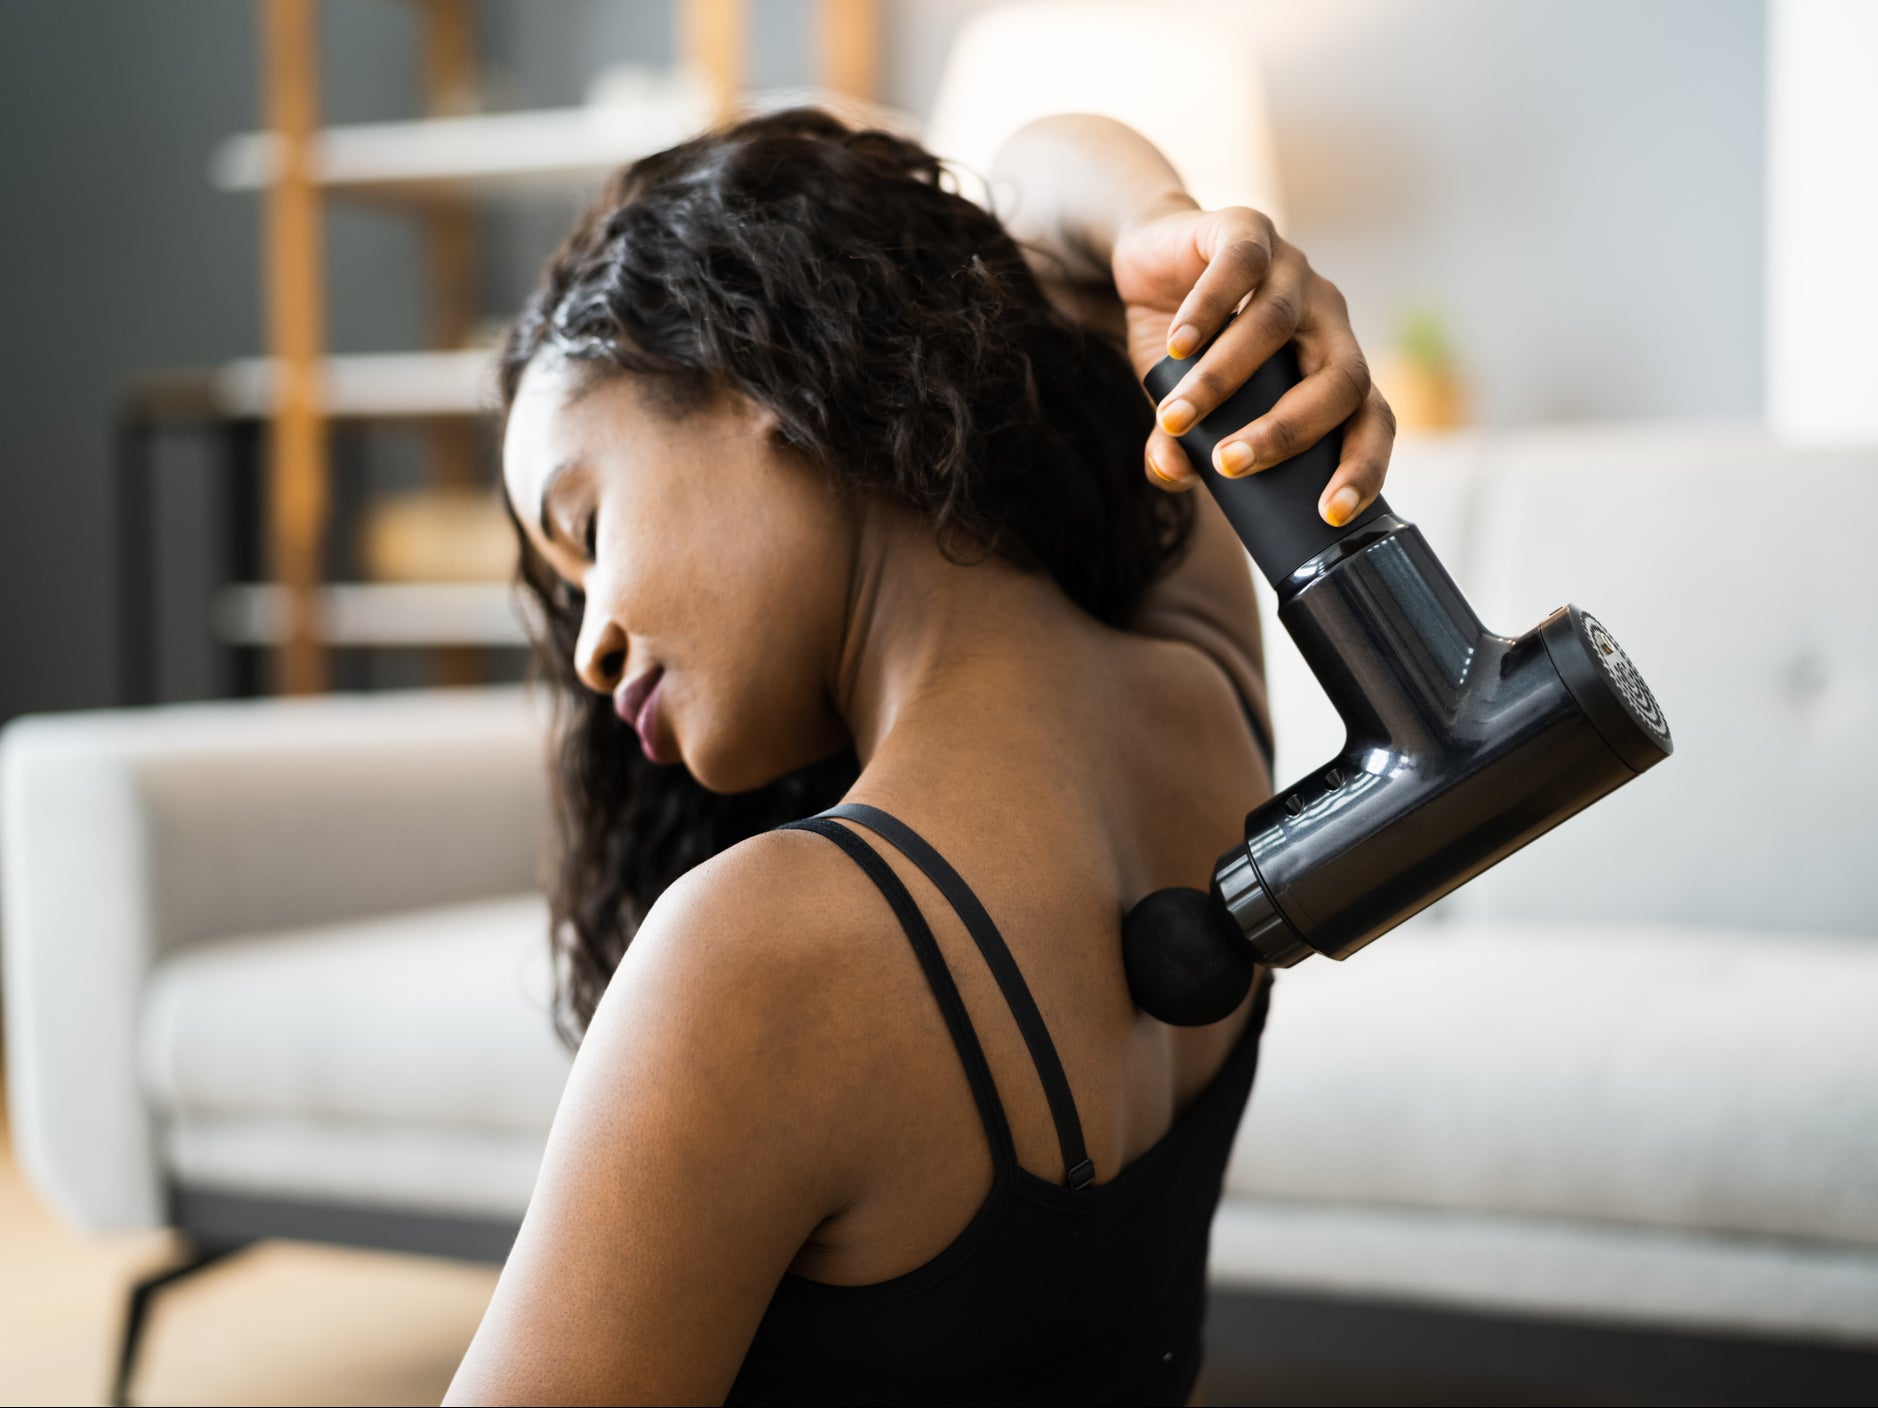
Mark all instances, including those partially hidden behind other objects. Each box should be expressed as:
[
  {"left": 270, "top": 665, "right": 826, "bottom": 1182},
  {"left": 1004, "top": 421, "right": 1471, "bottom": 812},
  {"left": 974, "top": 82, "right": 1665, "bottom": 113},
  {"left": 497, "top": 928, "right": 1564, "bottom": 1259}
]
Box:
[
  {"left": 111, "top": 1243, "right": 249, "bottom": 1408},
  {"left": 110, "top": 1185, "right": 519, "bottom": 1406},
  {"left": 113, "top": 403, "right": 266, "bottom": 707}
]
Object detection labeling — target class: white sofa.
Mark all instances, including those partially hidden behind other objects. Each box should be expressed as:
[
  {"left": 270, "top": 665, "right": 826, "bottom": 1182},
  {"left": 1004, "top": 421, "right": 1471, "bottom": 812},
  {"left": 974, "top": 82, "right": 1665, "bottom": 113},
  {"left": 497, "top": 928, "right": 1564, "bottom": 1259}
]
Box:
[
  {"left": 1214, "top": 423, "right": 1878, "bottom": 1388},
  {"left": 1, "top": 688, "right": 566, "bottom": 1251},
  {"left": 5, "top": 423, "right": 1876, "bottom": 1391}
]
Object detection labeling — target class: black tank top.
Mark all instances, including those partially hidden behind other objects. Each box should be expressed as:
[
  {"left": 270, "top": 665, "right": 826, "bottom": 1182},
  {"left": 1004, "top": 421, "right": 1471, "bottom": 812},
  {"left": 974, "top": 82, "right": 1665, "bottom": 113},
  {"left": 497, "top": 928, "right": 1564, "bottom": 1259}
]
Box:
[{"left": 726, "top": 802, "right": 1274, "bottom": 1406}]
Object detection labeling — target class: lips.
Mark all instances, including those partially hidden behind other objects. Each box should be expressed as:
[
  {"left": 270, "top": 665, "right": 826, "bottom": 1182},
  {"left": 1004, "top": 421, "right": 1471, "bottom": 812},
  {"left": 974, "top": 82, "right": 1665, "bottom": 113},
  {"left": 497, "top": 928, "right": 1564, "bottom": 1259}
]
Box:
[{"left": 614, "top": 666, "right": 672, "bottom": 764}]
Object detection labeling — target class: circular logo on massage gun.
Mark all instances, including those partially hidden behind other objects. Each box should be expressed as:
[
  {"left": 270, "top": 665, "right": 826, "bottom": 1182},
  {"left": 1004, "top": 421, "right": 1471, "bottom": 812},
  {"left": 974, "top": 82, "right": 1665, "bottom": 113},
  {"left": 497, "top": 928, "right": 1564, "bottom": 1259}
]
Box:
[{"left": 1579, "top": 611, "right": 1671, "bottom": 745}]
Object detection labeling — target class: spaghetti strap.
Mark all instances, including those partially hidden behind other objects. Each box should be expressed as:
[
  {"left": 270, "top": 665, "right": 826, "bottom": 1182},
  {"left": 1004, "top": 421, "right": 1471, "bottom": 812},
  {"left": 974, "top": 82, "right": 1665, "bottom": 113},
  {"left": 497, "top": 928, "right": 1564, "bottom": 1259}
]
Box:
[
  {"left": 778, "top": 817, "right": 1018, "bottom": 1170},
  {"left": 817, "top": 803, "right": 1096, "bottom": 1191}
]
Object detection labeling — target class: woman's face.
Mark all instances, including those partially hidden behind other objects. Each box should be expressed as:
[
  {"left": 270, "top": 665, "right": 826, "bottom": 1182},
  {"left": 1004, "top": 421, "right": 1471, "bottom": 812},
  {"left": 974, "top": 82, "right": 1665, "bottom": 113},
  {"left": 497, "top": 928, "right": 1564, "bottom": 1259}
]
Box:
[{"left": 504, "top": 353, "right": 858, "bottom": 794}]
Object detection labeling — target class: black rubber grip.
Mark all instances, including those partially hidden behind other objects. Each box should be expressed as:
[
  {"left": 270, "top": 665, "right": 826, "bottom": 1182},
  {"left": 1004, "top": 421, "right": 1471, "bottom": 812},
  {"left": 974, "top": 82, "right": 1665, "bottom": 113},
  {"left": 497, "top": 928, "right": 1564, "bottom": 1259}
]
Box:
[{"left": 1145, "top": 340, "right": 1391, "bottom": 587}]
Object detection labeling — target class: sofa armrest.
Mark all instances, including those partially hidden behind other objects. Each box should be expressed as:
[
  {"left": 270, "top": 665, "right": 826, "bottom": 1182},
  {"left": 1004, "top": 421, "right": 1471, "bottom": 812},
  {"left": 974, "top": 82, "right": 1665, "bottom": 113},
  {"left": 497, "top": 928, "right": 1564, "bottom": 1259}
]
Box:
[{"left": 1, "top": 686, "right": 549, "bottom": 1231}]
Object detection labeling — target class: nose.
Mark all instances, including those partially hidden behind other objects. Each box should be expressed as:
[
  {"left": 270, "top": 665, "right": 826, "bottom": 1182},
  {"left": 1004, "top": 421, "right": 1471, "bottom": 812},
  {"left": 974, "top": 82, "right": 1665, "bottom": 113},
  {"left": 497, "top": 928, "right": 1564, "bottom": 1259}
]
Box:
[{"left": 574, "top": 604, "right": 627, "bottom": 696}]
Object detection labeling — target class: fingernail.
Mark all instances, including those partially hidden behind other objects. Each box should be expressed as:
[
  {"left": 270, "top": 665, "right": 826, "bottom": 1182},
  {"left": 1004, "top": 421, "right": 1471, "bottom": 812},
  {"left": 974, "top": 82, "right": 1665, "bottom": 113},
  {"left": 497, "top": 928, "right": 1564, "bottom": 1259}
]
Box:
[
  {"left": 1215, "top": 442, "right": 1254, "bottom": 477},
  {"left": 1167, "top": 325, "right": 1201, "bottom": 360},
  {"left": 1159, "top": 398, "right": 1196, "bottom": 436},
  {"left": 1323, "top": 485, "right": 1361, "bottom": 527}
]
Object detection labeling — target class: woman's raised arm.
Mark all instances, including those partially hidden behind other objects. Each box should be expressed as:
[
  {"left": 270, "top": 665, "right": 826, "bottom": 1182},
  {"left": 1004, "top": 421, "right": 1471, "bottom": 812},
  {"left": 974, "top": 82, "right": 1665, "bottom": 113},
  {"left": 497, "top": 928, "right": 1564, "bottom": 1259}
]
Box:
[
  {"left": 986, "top": 114, "right": 1395, "bottom": 748},
  {"left": 986, "top": 113, "right": 1395, "bottom": 523}
]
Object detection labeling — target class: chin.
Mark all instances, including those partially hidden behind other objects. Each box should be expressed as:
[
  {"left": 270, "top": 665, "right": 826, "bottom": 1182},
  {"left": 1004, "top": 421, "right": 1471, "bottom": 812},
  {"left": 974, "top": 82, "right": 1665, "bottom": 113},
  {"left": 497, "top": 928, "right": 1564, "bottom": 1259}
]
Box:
[
  {"left": 683, "top": 718, "right": 851, "bottom": 798},
  {"left": 677, "top": 731, "right": 780, "bottom": 797},
  {"left": 682, "top": 752, "right": 756, "bottom": 797}
]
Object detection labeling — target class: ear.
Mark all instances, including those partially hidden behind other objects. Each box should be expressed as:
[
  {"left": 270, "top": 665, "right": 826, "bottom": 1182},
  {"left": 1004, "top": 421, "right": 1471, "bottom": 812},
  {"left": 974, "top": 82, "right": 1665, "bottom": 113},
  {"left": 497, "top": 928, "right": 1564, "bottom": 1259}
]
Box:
[
  {"left": 754, "top": 401, "right": 824, "bottom": 468},
  {"left": 748, "top": 398, "right": 788, "bottom": 443}
]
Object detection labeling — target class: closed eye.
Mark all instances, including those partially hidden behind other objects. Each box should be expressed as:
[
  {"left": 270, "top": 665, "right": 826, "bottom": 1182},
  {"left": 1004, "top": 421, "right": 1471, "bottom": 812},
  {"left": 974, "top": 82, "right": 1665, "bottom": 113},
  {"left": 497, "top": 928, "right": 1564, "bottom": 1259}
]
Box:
[{"left": 579, "top": 508, "right": 598, "bottom": 559}]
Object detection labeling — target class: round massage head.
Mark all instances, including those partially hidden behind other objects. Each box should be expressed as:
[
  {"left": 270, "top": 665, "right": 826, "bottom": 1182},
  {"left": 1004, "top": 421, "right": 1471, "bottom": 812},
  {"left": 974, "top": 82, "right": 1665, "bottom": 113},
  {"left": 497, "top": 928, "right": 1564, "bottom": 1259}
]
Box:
[{"left": 1122, "top": 887, "right": 1256, "bottom": 1027}]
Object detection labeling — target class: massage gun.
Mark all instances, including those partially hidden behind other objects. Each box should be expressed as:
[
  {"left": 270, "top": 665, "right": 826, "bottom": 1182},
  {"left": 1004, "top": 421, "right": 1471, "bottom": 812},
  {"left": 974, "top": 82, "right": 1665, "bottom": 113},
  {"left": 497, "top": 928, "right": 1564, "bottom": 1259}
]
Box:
[{"left": 1123, "top": 337, "right": 1673, "bottom": 1025}]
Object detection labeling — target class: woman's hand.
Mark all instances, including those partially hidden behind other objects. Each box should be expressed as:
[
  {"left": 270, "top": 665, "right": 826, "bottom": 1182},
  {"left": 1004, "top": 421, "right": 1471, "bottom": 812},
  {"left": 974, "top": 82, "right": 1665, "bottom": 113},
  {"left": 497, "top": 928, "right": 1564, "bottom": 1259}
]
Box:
[{"left": 1113, "top": 200, "right": 1396, "bottom": 528}]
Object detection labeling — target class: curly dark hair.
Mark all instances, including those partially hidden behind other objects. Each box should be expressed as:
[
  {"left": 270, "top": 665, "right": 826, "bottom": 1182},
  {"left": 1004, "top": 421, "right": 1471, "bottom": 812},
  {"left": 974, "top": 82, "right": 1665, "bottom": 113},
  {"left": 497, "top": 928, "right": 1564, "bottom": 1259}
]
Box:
[{"left": 502, "top": 107, "right": 1193, "bottom": 1041}]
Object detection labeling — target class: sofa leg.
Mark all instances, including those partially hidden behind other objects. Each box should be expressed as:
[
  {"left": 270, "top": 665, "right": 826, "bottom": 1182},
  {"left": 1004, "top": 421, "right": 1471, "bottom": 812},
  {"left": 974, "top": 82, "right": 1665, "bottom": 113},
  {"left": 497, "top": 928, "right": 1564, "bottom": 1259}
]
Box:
[{"left": 111, "top": 1242, "right": 249, "bottom": 1407}]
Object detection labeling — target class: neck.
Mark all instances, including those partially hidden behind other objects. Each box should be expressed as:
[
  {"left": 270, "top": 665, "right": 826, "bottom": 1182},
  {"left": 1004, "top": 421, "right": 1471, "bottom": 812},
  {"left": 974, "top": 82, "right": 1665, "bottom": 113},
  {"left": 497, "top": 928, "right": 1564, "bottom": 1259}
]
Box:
[{"left": 831, "top": 503, "right": 1095, "bottom": 768}]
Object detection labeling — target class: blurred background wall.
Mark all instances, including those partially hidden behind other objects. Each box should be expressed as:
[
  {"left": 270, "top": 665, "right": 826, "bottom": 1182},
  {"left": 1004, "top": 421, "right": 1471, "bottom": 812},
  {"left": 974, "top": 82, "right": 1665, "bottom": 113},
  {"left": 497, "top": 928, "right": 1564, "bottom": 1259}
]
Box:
[{"left": 0, "top": 0, "right": 1765, "bottom": 728}]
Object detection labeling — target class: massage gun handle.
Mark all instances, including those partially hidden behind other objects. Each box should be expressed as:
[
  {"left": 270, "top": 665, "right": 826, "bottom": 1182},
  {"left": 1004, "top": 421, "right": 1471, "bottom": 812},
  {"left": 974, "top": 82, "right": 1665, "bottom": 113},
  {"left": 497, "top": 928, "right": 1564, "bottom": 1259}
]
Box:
[{"left": 1144, "top": 341, "right": 1393, "bottom": 588}]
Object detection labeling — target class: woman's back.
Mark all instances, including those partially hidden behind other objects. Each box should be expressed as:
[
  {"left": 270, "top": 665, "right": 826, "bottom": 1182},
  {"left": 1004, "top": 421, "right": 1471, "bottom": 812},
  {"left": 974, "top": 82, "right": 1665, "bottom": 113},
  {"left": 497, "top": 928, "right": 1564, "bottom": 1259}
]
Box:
[
  {"left": 774, "top": 618, "right": 1271, "bottom": 1287},
  {"left": 728, "top": 623, "right": 1275, "bottom": 1403},
  {"left": 732, "top": 823, "right": 1270, "bottom": 1403}
]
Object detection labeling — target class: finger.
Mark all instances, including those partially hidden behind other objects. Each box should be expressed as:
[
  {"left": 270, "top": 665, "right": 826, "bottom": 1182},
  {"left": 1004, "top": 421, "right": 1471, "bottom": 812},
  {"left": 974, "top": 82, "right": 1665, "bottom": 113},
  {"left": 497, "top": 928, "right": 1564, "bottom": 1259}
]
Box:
[
  {"left": 1145, "top": 428, "right": 1198, "bottom": 492},
  {"left": 1163, "top": 211, "right": 1275, "bottom": 360},
  {"left": 1209, "top": 319, "right": 1371, "bottom": 478},
  {"left": 1317, "top": 387, "right": 1397, "bottom": 526},
  {"left": 1156, "top": 241, "right": 1309, "bottom": 435}
]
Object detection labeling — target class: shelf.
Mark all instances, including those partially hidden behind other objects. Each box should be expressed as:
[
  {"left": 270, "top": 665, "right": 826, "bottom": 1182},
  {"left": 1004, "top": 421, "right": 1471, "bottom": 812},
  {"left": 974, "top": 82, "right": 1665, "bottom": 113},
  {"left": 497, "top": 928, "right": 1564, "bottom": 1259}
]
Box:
[
  {"left": 207, "top": 87, "right": 915, "bottom": 203},
  {"left": 125, "top": 349, "right": 499, "bottom": 423},
  {"left": 209, "top": 98, "right": 710, "bottom": 200},
  {"left": 215, "top": 348, "right": 499, "bottom": 419},
  {"left": 211, "top": 582, "right": 529, "bottom": 647}
]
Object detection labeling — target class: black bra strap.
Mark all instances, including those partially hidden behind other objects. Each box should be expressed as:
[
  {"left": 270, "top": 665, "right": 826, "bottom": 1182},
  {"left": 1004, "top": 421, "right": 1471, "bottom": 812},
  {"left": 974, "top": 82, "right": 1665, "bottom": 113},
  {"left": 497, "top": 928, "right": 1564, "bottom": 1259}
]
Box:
[
  {"left": 779, "top": 817, "right": 1018, "bottom": 1169},
  {"left": 817, "top": 803, "right": 1096, "bottom": 1191}
]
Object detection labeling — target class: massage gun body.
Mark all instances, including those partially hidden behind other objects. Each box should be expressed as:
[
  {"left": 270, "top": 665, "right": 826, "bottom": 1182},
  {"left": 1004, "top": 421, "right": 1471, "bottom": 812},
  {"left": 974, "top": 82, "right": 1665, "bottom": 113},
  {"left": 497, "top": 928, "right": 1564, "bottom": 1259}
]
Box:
[
  {"left": 1141, "top": 338, "right": 1671, "bottom": 985},
  {"left": 1219, "top": 517, "right": 1646, "bottom": 966}
]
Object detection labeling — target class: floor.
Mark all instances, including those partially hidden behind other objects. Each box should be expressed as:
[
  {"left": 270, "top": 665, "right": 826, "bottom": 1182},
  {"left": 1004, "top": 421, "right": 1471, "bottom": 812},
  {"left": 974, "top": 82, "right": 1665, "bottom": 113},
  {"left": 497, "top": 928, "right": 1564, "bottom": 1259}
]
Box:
[{"left": 0, "top": 1080, "right": 498, "bottom": 1407}]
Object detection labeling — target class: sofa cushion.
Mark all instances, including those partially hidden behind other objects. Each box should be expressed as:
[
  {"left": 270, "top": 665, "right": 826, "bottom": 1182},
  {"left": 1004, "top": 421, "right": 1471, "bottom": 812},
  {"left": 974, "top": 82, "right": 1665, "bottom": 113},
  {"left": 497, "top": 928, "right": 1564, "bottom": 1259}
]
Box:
[
  {"left": 1450, "top": 424, "right": 1878, "bottom": 938},
  {"left": 1229, "top": 918, "right": 1878, "bottom": 1251},
  {"left": 140, "top": 894, "right": 570, "bottom": 1137}
]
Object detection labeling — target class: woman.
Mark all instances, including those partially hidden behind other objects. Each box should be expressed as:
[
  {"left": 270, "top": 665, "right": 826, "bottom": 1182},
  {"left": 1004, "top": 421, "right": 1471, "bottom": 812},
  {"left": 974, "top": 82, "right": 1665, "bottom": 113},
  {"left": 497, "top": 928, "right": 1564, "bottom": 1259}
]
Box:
[{"left": 447, "top": 108, "right": 1393, "bottom": 1405}]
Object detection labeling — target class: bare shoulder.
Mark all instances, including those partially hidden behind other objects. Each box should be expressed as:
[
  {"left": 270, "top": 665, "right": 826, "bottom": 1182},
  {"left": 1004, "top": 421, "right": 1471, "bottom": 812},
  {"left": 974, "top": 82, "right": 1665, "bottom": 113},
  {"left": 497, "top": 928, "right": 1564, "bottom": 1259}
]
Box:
[
  {"left": 449, "top": 825, "right": 902, "bottom": 1403},
  {"left": 573, "top": 823, "right": 912, "bottom": 1182},
  {"left": 618, "top": 823, "right": 883, "bottom": 1006}
]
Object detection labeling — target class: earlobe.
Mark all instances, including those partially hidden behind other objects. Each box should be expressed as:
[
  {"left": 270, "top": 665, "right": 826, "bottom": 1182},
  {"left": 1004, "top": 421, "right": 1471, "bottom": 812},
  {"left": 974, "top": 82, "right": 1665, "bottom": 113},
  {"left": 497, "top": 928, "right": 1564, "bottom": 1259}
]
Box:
[{"left": 752, "top": 401, "right": 789, "bottom": 444}]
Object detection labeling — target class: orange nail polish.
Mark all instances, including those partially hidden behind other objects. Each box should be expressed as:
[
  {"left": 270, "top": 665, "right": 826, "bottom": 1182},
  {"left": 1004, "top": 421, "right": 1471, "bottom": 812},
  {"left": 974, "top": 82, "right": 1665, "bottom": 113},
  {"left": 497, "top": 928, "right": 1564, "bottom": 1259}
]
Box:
[
  {"left": 1216, "top": 442, "right": 1254, "bottom": 477},
  {"left": 1323, "top": 485, "right": 1360, "bottom": 527}
]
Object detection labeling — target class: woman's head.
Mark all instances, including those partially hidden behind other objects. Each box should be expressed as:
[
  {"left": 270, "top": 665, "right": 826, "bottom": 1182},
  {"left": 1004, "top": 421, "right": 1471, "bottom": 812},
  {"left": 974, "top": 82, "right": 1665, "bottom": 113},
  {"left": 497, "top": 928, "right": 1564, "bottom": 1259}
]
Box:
[
  {"left": 505, "top": 356, "right": 859, "bottom": 795},
  {"left": 502, "top": 107, "right": 1191, "bottom": 1037}
]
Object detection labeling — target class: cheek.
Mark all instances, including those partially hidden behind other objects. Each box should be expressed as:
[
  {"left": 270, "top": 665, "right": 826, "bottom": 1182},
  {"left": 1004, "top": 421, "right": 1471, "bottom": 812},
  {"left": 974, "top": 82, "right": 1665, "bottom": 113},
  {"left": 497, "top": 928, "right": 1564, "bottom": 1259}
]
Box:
[{"left": 663, "top": 457, "right": 854, "bottom": 781}]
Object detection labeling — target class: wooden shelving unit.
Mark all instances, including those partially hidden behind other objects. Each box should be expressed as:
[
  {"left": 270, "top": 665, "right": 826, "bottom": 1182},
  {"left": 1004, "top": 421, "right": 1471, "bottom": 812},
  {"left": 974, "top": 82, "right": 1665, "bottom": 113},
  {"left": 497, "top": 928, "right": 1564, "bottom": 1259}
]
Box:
[
  {"left": 235, "top": 0, "right": 880, "bottom": 693},
  {"left": 261, "top": 0, "right": 327, "bottom": 692}
]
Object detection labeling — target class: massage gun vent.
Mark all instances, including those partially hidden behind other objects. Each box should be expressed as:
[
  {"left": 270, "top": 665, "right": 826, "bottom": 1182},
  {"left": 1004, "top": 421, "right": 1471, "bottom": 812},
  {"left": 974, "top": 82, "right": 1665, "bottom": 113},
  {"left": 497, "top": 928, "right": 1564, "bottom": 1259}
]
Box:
[{"left": 1580, "top": 611, "right": 1671, "bottom": 746}]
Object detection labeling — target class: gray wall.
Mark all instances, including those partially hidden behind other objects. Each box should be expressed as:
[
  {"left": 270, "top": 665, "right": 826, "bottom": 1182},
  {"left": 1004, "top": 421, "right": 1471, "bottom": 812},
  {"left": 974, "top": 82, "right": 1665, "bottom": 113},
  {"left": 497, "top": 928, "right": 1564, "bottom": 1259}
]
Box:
[
  {"left": 1256, "top": 0, "right": 1765, "bottom": 425},
  {"left": 2, "top": 2, "right": 258, "bottom": 723},
  {"left": 887, "top": 0, "right": 1766, "bottom": 425},
  {"left": 0, "top": 0, "right": 440, "bottom": 723},
  {"left": 0, "top": 0, "right": 1765, "bottom": 726}
]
